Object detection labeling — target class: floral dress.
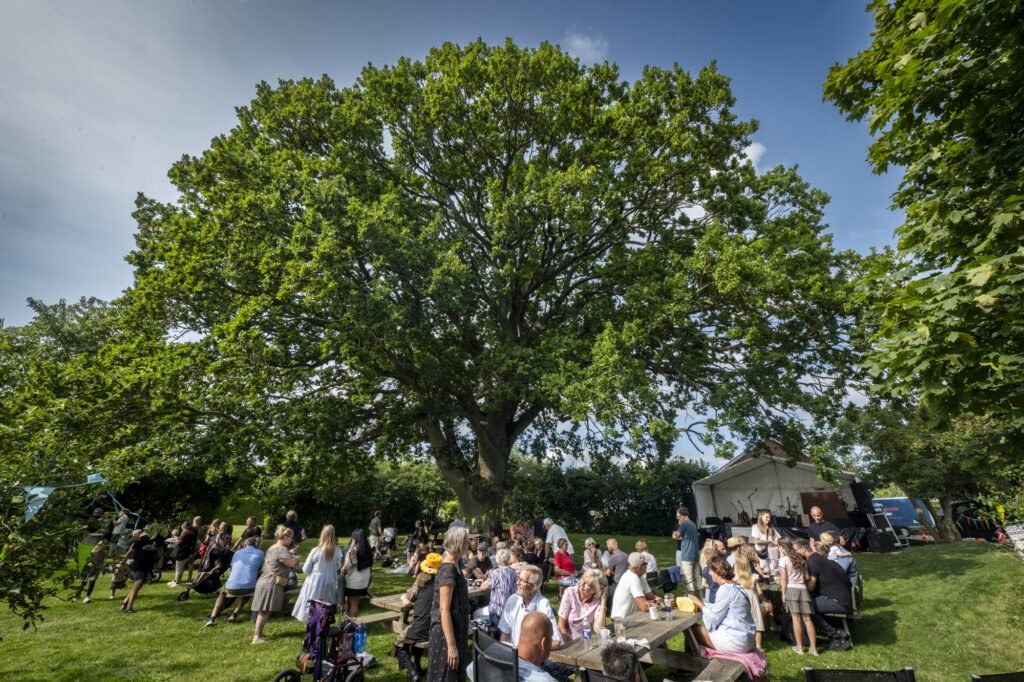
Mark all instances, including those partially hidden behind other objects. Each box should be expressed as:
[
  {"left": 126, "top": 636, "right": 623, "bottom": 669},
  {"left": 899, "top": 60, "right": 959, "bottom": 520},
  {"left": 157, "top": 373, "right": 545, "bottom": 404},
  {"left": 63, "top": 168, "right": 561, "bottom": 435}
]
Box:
[{"left": 427, "top": 561, "right": 469, "bottom": 681}]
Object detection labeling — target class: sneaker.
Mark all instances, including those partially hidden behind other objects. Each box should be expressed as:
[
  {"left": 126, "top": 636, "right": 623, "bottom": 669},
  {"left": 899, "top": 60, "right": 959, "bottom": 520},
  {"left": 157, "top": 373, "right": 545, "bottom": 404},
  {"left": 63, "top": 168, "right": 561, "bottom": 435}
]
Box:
[
  {"left": 82, "top": 597, "right": 91, "bottom": 604},
  {"left": 167, "top": 581, "right": 179, "bottom": 587},
  {"left": 227, "top": 613, "right": 238, "bottom": 623},
  {"left": 791, "top": 646, "right": 804, "bottom": 655},
  {"left": 205, "top": 616, "right": 216, "bottom": 627},
  {"left": 809, "top": 648, "right": 820, "bottom": 656},
  {"left": 124, "top": 609, "right": 134, "bottom": 615},
  {"left": 251, "top": 637, "right": 266, "bottom": 645},
  {"left": 829, "top": 637, "right": 853, "bottom": 652}
]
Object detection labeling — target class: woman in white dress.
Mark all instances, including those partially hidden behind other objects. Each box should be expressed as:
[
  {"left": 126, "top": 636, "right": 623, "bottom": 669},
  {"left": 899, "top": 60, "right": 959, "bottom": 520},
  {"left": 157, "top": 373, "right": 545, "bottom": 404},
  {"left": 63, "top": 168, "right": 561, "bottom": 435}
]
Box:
[
  {"left": 749, "top": 510, "right": 779, "bottom": 573},
  {"left": 292, "top": 524, "right": 342, "bottom": 621}
]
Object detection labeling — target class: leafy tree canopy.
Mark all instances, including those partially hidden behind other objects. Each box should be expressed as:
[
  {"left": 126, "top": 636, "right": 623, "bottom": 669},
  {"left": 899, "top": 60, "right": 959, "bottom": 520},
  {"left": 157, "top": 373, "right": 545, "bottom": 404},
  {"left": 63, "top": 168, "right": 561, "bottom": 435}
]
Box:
[
  {"left": 825, "top": 0, "right": 1024, "bottom": 424},
  {"left": 125, "top": 40, "right": 860, "bottom": 519}
]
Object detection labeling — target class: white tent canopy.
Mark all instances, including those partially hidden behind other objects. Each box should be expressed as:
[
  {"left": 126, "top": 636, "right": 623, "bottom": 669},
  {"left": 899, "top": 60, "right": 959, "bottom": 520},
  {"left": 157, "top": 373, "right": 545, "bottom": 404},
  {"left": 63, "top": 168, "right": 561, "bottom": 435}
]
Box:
[{"left": 693, "top": 445, "right": 858, "bottom": 525}]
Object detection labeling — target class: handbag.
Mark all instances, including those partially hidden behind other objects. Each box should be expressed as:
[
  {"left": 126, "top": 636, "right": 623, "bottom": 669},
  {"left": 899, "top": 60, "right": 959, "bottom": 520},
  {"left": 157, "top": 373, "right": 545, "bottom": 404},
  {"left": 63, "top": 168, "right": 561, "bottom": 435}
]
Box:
[{"left": 274, "top": 574, "right": 288, "bottom": 587}]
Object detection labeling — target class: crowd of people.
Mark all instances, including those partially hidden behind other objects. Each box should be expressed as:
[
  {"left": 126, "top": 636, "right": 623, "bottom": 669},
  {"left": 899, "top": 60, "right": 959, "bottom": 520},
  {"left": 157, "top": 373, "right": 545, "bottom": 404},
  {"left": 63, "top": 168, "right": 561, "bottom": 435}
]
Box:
[{"left": 75, "top": 503, "right": 862, "bottom": 681}]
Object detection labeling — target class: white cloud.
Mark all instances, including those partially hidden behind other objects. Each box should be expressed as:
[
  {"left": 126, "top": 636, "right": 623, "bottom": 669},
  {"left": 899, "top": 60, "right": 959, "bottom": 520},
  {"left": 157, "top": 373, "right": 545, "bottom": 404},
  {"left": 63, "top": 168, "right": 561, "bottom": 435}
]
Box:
[
  {"left": 563, "top": 28, "right": 608, "bottom": 64},
  {"left": 743, "top": 142, "right": 767, "bottom": 172}
]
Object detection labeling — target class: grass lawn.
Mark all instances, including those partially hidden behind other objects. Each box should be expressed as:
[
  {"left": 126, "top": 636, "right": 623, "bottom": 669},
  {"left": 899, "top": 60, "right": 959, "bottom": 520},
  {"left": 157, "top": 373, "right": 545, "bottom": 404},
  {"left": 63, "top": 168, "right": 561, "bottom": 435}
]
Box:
[{"left": 0, "top": 534, "right": 1022, "bottom": 681}]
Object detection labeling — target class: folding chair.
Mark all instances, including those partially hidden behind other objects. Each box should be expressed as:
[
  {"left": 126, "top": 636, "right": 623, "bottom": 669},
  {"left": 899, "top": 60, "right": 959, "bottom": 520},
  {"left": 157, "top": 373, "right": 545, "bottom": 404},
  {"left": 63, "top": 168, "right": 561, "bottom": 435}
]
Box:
[
  {"left": 970, "top": 674, "right": 1024, "bottom": 682},
  {"left": 472, "top": 629, "right": 518, "bottom": 682}
]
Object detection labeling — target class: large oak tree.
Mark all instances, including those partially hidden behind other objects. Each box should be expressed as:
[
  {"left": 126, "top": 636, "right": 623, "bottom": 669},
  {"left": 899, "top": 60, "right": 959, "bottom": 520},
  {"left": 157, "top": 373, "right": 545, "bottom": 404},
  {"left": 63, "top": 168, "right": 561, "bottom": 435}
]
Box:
[{"left": 126, "top": 41, "right": 859, "bottom": 521}]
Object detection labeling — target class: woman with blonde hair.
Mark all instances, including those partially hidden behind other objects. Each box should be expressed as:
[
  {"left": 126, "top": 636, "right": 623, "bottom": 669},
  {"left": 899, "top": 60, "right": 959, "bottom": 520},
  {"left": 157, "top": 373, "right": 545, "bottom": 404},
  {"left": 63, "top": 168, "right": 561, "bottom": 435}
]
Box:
[
  {"left": 557, "top": 568, "right": 608, "bottom": 641},
  {"left": 292, "top": 524, "right": 343, "bottom": 621},
  {"left": 428, "top": 526, "right": 471, "bottom": 681},
  {"left": 734, "top": 545, "right": 767, "bottom": 649},
  {"left": 634, "top": 540, "right": 657, "bottom": 572},
  {"left": 251, "top": 525, "right": 299, "bottom": 644}
]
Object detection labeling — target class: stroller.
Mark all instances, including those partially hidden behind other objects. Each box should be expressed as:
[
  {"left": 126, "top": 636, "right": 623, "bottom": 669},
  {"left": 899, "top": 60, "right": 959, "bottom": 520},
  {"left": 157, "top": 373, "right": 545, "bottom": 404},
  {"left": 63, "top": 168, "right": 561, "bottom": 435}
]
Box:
[
  {"left": 273, "top": 600, "right": 364, "bottom": 682},
  {"left": 175, "top": 568, "right": 223, "bottom": 601},
  {"left": 176, "top": 547, "right": 226, "bottom": 601}
]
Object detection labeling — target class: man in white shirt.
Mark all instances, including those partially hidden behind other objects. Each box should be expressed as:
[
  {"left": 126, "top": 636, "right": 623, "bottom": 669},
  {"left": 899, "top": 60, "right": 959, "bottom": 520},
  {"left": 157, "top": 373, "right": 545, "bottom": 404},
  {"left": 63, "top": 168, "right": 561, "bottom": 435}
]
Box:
[
  {"left": 610, "top": 552, "right": 659, "bottom": 620},
  {"left": 543, "top": 518, "right": 573, "bottom": 560},
  {"left": 498, "top": 565, "right": 563, "bottom": 649}
]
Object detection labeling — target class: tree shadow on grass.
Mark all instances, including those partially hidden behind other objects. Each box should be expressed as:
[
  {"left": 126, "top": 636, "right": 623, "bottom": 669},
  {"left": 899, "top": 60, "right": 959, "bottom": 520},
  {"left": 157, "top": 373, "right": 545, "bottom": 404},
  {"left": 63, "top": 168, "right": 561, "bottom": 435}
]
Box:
[
  {"left": 867, "top": 545, "right": 987, "bottom": 581},
  {"left": 850, "top": 601, "right": 897, "bottom": 646}
]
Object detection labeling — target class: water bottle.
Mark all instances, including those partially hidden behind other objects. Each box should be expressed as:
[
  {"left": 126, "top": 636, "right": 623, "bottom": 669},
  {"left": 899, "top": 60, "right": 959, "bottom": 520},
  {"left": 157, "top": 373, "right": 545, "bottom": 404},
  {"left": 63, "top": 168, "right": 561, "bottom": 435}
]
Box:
[
  {"left": 354, "top": 623, "right": 367, "bottom": 653},
  {"left": 582, "top": 623, "right": 592, "bottom": 651}
]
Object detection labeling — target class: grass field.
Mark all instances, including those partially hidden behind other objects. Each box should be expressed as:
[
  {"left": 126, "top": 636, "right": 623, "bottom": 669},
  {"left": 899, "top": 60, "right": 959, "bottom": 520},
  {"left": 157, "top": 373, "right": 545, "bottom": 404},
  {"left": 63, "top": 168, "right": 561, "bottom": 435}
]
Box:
[{"left": 1, "top": 533, "right": 1022, "bottom": 681}]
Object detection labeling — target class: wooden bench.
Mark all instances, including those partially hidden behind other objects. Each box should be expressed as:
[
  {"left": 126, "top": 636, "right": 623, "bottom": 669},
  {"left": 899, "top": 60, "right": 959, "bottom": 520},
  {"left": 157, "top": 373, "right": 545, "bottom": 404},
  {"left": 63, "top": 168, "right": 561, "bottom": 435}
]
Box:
[
  {"left": 692, "top": 658, "right": 747, "bottom": 682},
  {"left": 356, "top": 610, "right": 400, "bottom": 627}
]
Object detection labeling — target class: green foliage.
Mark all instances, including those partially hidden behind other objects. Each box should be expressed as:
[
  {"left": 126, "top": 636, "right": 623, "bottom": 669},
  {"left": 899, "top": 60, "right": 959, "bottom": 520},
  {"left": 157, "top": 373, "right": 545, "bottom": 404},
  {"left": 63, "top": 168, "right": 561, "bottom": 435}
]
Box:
[
  {"left": 124, "top": 39, "right": 860, "bottom": 519},
  {"left": 825, "top": 0, "right": 1024, "bottom": 426},
  {"left": 842, "top": 398, "right": 1023, "bottom": 539},
  {"left": 0, "top": 299, "right": 117, "bottom": 625},
  {"left": 503, "top": 453, "right": 708, "bottom": 534}
]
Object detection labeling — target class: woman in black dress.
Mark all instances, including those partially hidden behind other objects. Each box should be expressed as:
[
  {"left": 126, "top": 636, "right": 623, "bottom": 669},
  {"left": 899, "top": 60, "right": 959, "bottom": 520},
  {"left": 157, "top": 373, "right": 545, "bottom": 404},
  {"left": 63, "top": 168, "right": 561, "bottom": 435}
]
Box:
[
  {"left": 396, "top": 552, "right": 440, "bottom": 682},
  {"left": 428, "top": 526, "right": 470, "bottom": 682}
]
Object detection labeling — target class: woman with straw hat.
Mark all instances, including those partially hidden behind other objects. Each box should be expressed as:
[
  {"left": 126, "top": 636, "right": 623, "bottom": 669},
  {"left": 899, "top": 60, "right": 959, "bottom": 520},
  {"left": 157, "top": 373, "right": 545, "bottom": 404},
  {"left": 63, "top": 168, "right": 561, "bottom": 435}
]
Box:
[{"left": 395, "top": 552, "right": 441, "bottom": 682}]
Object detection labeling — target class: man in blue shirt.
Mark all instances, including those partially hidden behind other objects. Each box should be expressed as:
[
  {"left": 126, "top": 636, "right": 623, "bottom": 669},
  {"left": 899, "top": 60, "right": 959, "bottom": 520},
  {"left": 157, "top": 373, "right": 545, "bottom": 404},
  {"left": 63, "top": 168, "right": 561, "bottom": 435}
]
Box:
[
  {"left": 672, "top": 506, "right": 700, "bottom": 595},
  {"left": 468, "top": 611, "right": 557, "bottom": 681},
  {"left": 205, "top": 537, "right": 264, "bottom": 626}
]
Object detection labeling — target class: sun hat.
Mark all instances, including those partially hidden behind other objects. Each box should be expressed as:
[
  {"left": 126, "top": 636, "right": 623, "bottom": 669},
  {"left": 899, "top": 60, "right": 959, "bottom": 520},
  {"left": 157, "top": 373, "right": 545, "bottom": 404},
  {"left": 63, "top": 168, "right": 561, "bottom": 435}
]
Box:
[
  {"left": 420, "top": 552, "right": 443, "bottom": 574},
  {"left": 726, "top": 537, "right": 745, "bottom": 548}
]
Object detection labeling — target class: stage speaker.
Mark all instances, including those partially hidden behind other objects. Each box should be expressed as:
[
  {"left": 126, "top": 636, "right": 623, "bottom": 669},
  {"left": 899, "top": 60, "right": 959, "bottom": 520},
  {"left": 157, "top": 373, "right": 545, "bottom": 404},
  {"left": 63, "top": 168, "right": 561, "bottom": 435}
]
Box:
[
  {"left": 867, "top": 529, "right": 898, "bottom": 553},
  {"left": 847, "top": 510, "right": 872, "bottom": 529},
  {"left": 850, "top": 481, "right": 875, "bottom": 513}
]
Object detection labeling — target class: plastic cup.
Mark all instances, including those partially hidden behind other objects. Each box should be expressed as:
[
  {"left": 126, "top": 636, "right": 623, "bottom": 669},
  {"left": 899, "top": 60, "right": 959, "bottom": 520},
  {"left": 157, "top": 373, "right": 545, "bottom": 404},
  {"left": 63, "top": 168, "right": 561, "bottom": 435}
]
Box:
[{"left": 599, "top": 628, "right": 610, "bottom": 645}]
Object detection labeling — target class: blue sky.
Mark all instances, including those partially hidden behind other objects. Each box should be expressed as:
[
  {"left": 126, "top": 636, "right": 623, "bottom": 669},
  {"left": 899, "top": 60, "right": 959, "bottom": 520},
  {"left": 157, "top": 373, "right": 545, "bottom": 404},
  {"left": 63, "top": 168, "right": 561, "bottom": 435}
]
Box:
[{"left": 0, "top": 0, "right": 899, "bottom": 327}]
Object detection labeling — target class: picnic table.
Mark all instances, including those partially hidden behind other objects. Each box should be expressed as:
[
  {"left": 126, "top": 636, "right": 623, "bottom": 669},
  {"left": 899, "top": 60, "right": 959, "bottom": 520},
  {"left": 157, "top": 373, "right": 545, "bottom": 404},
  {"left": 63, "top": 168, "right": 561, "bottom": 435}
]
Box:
[
  {"left": 371, "top": 582, "right": 491, "bottom": 636},
  {"left": 370, "top": 582, "right": 491, "bottom": 613},
  {"left": 547, "top": 610, "right": 705, "bottom": 676}
]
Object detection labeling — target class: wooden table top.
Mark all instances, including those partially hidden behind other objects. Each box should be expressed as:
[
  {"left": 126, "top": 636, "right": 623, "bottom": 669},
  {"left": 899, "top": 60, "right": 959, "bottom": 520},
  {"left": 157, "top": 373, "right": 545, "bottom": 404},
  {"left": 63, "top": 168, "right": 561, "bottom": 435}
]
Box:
[
  {"left": 547, "top": 610, "right": 701, "bottom": 670},
  {"left": 370, "top": 583, "right": 490, "bottom": 612}
]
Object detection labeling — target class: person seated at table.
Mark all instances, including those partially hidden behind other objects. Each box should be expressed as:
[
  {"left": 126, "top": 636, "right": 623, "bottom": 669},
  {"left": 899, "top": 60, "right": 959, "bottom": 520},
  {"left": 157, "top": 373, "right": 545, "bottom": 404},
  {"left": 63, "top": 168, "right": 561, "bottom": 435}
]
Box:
[
  {"left": 634, "top": 540, "right": 657, "bottom": 573},
  {"left": 518, "top": 612, "right": 559, "bottom": 681},
  {"left": 511, "top": 545, "right": 530, "bottom": 572},
  {"left": 477, "top": 548, "right": 518, "bottom": 627},
  {"left": 689, "top": 556, "right": 756, "bottom": 654},
  {"left": 557, "top": 568, "right": 607, "bottom": 641},
  {"left": 725, "top": 536, "right": 746, "bottom": 568},
  {"left": 468, "top": 611, "right": 558, "bottom": 682},
  {"left": 553, "top": 538, "right": 576, "bottom": 586},
  {"left": 610, "top": 552, "right": 659, "bottom": 619},
  {"left": 581, "top": 538, "right": 601, "bottom": 570},
  {"left": 602, "top": 538, "right": 629, "bottom": 603},
  {"left": 794, "top": 539, "right": 852, "bottom": 652},
  {"left": 465, "top": 545, "right": 493, "bottom": 580},
  {"left": 732, "top": 546, "right": 767, "bottom": 649},
  {"left": 818, "top": 531, "right": 858, "bottom": 587},
  {"left": 395, "top": 552, "right": 440, "bottom": 682},
  {"left": 700, "top": 538, "right": 727, "bottom": 602},
  {"left": 498, "top": 564, "right": 563, "bottom": 650},
  {"left": 601, "top": 642, "right": 642, "bottom": 682},
  {"left": 526, "top": 538, "right": 544, "bottom": 566}
]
